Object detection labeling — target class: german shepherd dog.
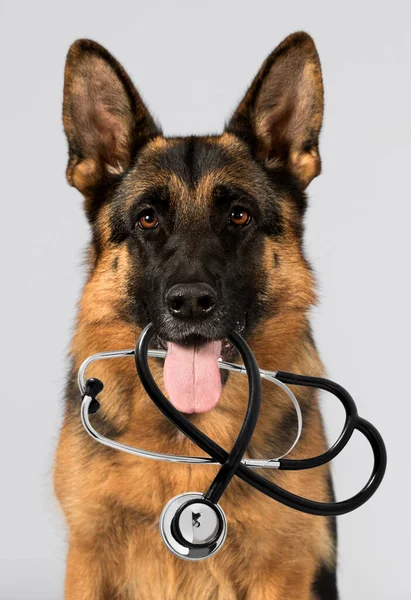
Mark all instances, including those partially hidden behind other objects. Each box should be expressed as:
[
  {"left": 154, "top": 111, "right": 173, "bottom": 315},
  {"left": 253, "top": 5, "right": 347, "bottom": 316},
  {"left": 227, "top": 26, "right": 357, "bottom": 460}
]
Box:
[{"left": 54, "top": 31, "right": 339, "bottom": 599}]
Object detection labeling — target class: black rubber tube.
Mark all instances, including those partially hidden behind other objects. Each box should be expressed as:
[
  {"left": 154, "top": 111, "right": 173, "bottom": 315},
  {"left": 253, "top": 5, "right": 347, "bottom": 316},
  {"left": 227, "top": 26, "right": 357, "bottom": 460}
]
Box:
[
  {"left": 203, "top": 331, "right": 262, "bottom": 504},
  {"left": 276, "top": 372, "right": 358, "bottom": 471},
  {"left": 135, "top": 324, "right": 387, "bottom": 517},
  {"left": 136, "top": 324, "right": 262, "bottom": 505}
]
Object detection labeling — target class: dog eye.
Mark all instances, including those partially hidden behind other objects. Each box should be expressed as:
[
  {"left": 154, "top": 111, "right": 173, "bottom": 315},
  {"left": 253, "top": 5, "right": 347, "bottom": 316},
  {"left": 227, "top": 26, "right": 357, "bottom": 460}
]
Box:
[
  {"left": 137, "top": 208, "right": 159, "bottom": 230},
  {"left": 229, "top": 206, "right": 251, "bottom": 227}
]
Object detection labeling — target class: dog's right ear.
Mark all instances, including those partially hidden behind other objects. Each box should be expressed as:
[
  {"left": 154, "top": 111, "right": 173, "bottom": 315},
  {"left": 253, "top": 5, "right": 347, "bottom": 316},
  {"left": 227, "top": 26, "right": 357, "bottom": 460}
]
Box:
[{"left": 63, "top": 40, "right": 160, "bottom": 210}]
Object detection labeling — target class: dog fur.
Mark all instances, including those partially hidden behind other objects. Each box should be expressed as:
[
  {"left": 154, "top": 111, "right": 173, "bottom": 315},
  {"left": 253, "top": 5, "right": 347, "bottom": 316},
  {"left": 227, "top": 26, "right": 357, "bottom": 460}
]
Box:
[{"left": 54, "top": 32, "right": 339, "bottom": 599}]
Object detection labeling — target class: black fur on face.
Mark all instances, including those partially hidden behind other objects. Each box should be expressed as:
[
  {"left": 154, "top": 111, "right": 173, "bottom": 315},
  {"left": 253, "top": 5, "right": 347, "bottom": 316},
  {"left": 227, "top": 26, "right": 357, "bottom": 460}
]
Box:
[
  {"left": 62, "top": 33, "right": 323, "bottom": 344},
  {"left": 105, "top": 135, "right": 302, "bottom": 344}
]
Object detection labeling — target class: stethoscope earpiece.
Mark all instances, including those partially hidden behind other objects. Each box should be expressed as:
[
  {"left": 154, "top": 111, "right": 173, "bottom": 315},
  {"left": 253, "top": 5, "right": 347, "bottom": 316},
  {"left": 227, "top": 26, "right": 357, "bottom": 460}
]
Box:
[
  {"left": 78, "top": 323, "right": 387, "bottom": 561},
  {"left": 160, "top": 493, "right": 227, "bottom": 560}
]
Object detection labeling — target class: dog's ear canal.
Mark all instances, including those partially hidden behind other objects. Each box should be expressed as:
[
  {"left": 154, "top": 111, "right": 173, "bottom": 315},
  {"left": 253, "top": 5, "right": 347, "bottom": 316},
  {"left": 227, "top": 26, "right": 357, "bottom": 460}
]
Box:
[
  {"left": 63, "top": 39, "right": 160, "bottom": 203},
  {"left": 226, "top": 32, "right": 324, "bottom": 189}
]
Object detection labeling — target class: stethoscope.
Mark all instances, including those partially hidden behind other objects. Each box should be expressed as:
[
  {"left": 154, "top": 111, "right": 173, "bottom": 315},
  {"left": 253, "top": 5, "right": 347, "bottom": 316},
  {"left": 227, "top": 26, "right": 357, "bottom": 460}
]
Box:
[{"left": 79, "top": 323, "right": 387, "bottom": 561}]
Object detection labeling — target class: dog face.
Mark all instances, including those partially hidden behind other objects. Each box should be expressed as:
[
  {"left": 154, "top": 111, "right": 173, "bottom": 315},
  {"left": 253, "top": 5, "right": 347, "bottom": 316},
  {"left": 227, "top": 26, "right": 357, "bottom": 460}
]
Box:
[{"left": 63, "top": 33, "right": 323, "bottom": 412}]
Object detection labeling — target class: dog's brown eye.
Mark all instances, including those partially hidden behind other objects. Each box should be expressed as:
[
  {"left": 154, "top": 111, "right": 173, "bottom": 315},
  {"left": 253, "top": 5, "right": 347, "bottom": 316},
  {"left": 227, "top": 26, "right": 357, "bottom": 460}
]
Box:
[
  {"left": 137, "top": 208, "right": 159, "bottom": 230},
  {"left": 229, "top": 206, "right": 251, "bottom": 227}
]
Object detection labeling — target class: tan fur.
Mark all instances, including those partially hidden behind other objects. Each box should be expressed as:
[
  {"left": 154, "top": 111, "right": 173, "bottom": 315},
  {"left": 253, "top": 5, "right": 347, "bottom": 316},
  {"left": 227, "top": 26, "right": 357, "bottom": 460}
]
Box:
[
  {"left": 56, "top": 321, "right": 334, "bottom": 599},
  {"left": 55, "top": 32, "right": 335, "bottom": 599},
  {"left": 55, "top": 197, "right": 334, "bottom": 597}
]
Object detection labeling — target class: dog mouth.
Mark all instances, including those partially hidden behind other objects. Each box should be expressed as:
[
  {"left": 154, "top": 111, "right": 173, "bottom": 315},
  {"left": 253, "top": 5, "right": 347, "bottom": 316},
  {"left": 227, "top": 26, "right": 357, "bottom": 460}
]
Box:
[{"left": 151, "top": 319, "right": 246, "bottom": 414}]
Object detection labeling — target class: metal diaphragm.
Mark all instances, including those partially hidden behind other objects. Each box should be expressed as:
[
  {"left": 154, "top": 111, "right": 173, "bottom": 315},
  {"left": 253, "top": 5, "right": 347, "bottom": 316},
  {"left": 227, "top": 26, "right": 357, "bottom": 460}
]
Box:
[{"left": 159, "top": 492, "right": 227, "bottom": 561}]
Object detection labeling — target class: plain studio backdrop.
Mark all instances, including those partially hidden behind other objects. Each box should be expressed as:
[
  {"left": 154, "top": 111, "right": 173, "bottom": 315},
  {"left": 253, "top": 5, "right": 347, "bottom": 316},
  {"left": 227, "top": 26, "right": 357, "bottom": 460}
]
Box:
[{"left": 1, "top": 1, "right": 410, "bottom": 598}]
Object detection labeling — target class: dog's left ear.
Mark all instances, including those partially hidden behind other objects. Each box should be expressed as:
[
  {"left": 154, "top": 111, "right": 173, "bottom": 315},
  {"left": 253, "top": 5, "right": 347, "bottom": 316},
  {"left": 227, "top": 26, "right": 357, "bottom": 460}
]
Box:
[{"left": 226, "top": 32, "right": 324, "bottom": 189}]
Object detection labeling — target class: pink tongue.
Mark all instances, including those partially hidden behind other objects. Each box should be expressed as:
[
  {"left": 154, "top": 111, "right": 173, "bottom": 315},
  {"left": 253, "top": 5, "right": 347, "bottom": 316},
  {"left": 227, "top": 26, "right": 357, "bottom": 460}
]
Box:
[{"left": 163, "top": 341, "right": 222, "bottom": 413}]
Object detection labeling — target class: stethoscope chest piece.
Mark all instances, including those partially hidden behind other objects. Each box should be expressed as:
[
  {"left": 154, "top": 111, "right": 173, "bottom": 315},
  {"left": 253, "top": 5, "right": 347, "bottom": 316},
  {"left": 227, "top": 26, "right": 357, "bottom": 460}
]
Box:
[{"left": 159, "top": 492, "right": 227, "bottom": 560}]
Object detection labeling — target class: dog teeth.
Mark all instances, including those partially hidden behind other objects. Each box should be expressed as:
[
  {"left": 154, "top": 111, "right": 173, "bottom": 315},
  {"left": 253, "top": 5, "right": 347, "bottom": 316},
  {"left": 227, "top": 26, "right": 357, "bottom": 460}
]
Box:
[{"left": 234, "top": 320, "right": 245, "bottom": 334}]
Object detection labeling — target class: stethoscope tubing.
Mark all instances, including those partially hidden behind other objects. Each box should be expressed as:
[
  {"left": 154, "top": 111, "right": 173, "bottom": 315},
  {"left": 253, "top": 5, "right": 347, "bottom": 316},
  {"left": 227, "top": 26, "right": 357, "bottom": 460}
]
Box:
[
  {"left": 79, "top": 360, "right": 303, "bottom": 469},
  {"left": 136, "top": 326, "right": 263, "bottom": 506},
  {"left": 275, "top": 372, "right": 357, "bottom": 471},
  {"left": 135, "top": 324, "right": 387, "bottom": 517},
  {"left": 202, "top": 332, "right": 262, "bottom": 504}
]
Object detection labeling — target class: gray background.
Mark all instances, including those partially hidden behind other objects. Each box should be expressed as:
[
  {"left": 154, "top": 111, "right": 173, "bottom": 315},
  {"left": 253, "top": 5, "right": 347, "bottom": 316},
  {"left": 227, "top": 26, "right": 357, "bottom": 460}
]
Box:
[{"left": 1, "top": 1, "right": 410, "bottom": 598}]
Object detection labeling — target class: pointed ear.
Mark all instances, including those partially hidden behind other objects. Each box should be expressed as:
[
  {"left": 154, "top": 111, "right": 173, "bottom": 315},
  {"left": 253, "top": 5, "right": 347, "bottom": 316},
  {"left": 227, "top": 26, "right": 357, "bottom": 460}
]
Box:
[
  {"left": 63, "top": 39, "right": 160, "bottom": 200},
  {"left": 226, "top": 32, "right": 324, "bottom": 189}
]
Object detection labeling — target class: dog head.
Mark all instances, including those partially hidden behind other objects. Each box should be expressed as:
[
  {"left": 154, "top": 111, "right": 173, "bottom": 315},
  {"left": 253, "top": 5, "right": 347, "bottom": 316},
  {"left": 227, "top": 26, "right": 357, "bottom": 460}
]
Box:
[{"left": 63, "top": 32, "right": 323, "bottom": 413}]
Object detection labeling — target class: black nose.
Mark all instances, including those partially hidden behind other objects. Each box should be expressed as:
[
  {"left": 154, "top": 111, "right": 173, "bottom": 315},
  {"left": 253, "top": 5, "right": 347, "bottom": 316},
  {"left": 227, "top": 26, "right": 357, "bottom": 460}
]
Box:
[{"left": 166, "top": 283, "right": 217, "bottom": 320}]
